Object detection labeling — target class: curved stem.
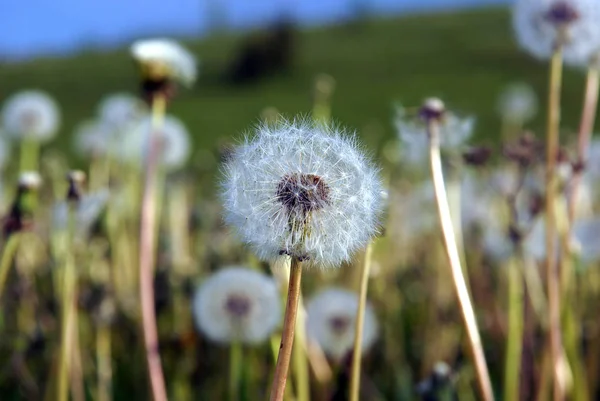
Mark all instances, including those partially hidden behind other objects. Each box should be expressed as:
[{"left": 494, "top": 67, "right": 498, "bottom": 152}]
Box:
[
  {"left": 427, "top": 121, "right": 494, "bottom": 401},
  {"left": 0, "top": 234, "right": 21, "bottom": 298},
  {"left": 139, "top": 94, "right": 168, "bottom": 401},
  {"left": 569, "top": 67, "right": 599, "bottom": 222},
  {"left": 545, "top": 49, "right": 566, "bottom": 401},
  {"left": 270, "top": 258, "right": 303, "bottom": 401},
  {"left": 349, "top": 242, "right": 373, "bottom": 401}
]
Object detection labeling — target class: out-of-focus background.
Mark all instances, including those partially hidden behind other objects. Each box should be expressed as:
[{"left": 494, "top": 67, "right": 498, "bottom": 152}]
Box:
[{"left": 0, "top": 0, "right": 588, "bottom": 164}]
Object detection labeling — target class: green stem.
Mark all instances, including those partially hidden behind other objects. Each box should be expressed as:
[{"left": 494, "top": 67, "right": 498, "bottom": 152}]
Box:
[
  {"left": 349, "top": 242, "right": 373, "bottom": 401},
  {"left": 19, "top": 137, "right": 40, "bottom": 172},
  {"left": 503, "top": 255, "right": 524, "bottom": 401},
  {"left": 0, "top": 234, "right": 21, "bottom": 298},
  {"left": 229, "top": 341, "right": 243, "bottom": 401}
]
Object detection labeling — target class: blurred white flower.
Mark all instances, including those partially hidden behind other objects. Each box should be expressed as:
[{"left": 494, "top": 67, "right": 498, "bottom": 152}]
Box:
[
  {"left": 131, "top": 38, "right": 197, "bottom": 86},
  {"left": 73, "top": 120, "right": 114, "bottom": 157},
  {"left": 497, "top": 83, "right": 539, "bottom": 123},
  {"left": 394, "top": 105, "right": 475, "bottom": 166},
  {"left": 482, "top": 225, "right": 514, "bottom": 263},
  {"left": 2, "top": 90, "right": 60, "bottom": 142},
  {"left": 52, "top": 190, "right": 110, "bottom": 235},
  {"left": 221, "top": 118, "right": 383, "bottom": 266},
  {"left": 306, "top": 288, "right": 378, "bottom": 361},
  {"left": 119, "top": 115, "right": 191, "bottom": 170},
  {"left": 389, "top": 181, "right": 437, "bottom": 243},
  {"left": 192, "top": 267, "right": 281, "bottom": 344},
  {"left": 97, "top": 93, "right": 144, "bottom": 130},
  {"left": 0, "top": 134, "right": 10, "bottom": 170},
  {"left": 513, "top": 0, "right": 600, "bottom": 66},
  {"left": 18, "top": 171, "right": 42, "bottom": 189}
]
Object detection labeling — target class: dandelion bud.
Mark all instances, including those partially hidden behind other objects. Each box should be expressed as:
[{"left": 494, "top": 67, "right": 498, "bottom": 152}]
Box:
[{"left": 419, "top": 97, "right": 446, "bottom": 122}]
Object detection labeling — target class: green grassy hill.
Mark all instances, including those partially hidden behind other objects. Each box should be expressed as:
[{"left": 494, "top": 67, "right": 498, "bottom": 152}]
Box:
[{"left": 0, "top": 7, "right": 590, "bottom": 162}]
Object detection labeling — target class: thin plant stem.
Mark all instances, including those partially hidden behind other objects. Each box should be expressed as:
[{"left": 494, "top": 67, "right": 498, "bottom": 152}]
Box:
[
  {"left": 349, "top": 241, "right": 373, "bottom": 401},
  {"left": 0, "top": 234, "right": 21, "bottom": 297},
  {"left": 293, "top": 299, "right": 310, "bottom": 401},
  {"left": 96, "top": 324, "right": 112, "bottom": 401},
  {"left": 569, "top": 67, "right": 599, "bottom": 222},
  {"left": 139, "top": 94, "right": 168, "bottom": 401},
  {"left": 229, "top": 341, "right": 242, "bottom": 401},
  {"left": 270, "top": 258, "right": 303, "bottom": 401},
  {"left": 545, "top": 48, "right": 566, "bottom": 401},
  {"left": 19, "top": 137, "right": 40, "bottom": 172},
  {"left": 503, "top": 254, "right": 524, "bottom": 401},
  {"left": 427, "top": 120, "right": 494, "bottom": 401}
]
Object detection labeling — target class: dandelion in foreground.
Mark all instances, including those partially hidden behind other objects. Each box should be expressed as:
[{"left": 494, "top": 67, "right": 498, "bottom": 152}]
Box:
[
  {"left": 306, "top": 288, "right": 378, "bottom": 362},
  {"left": 513, "top": 0, "right": 600, "bottom": 66},
  {"left": 222, "top": 117, "right": 382, "bottom": 401},
  {"left": 222, "top": 118, "right": 383, "bottom": 266},
  {"left": 193, "top": 267, "right": 281, "bottom": 344},
  {"left": 131, "top": 38, "right": 197, "bottom": 99}
]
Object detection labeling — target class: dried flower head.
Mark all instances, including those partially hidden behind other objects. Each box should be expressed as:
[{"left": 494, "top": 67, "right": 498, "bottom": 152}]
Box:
[
  {"left": 2, "top": 90, "right": 60, "bottom": 142},
  {"left": 306, "top": 288, "right": 378, "bottom": 361},
  {"left": 192, "top": 267, "right": 281, "bottom": 344},
  {"left": 513, "top": 0, "right": 600, "bottom": 66},
  {"left": 497, "top": 83, "right": 539, "bottom": 123},
  {"left": 221, "top": 118, "right": 383, "bottom": 266},
  {"left": 131, "top": 38, "right": 197, "bottom": 88},
  {"left": 119, "top": 115, "right": 191, "bottom": 170}
]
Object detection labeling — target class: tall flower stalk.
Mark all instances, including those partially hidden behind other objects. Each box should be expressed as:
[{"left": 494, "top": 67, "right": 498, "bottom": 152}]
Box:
[
  {"left": 423, "top": 99, "right": 494, "bottom": 401},
  {"left": 349, "top": 241, "right": 373, "bottom": 401}
]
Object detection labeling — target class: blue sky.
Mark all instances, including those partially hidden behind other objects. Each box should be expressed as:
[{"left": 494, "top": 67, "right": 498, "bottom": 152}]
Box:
[{"left": 0, "top": 0, "right": 509, "bottom": 59}]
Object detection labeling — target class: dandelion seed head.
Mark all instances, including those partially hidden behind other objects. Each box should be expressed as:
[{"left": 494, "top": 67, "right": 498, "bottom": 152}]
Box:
[
  {"left": 97, "top": 93, "right": 144, "bottom": 130},
  {"left": 119, "top": 115, "right": 191, "bottom": 170},
  {"left": 2, "top": 90, "right": 60, "bottom": 142},
  {"left": 497, "top": 83, "right": 539, "bottom": 123},
  {"left": 513, "top": 0, "right": 600, "bottom": 66},
  {"left": 192, "top": 267, "right": 281, "bottom": 344},
  {"left": 221, "top": 117, "right": 383, "bottom": 267},
  {"left": 73, "top": 120, "right": 114, "bottom": 157},
  {"left": 131, "top": 38, "right": 197, "bottom": 87},
  {"left": 306, "top": 288, "right": 378, "bottom": 361}
]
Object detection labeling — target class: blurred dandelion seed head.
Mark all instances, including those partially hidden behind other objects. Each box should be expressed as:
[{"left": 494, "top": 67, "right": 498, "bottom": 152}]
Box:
[
  {"left": 2, "top": 90, "right": 60, "bottom": 142},
  {"left": 221, "top": 117, "right": 383, "bottom": 266},
  {"left": 97, "top": 93, "right": 144, "bottom": 130},
  {"left": 130, "top": 38, "right": 197, "bottom": 87},
  {"left": 18, "top": 171, "right": 42, "bottom": 190},
  {"left": 306, "top": 288, "right": 378, "bottom": 361},
  {"left": 513, "top": 0, "right": 600, "bottom": 66},
  {"left": 497, "top": 83, "right": 539, "bottom": 123},
  {"left": 192, "top": 267, "right": 281, "bottom": 344}
]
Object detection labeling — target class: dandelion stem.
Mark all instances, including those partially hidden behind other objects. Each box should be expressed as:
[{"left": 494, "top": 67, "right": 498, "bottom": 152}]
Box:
[
  {"left": 349, "top": 241, "right": 373, "bottom": 401},
  {"left": 0, "top": 234, "right": 21, "bottom": 298},
  {"left": 545, "top": 48, "right": 566, "bottom": 401},
  {"left": 427, "top": 120, "right": 494, "bottom": 401},
  {"left": 293, "top": 300, "right": 310, "bottom": 401},
  {"left": 569, "top": 67, "right": 599, "bottom": 222},
  {"left": 270, "top": 258, "right": 303, "bottom": 401},
  {"left": 19, "top": 137, "right": 39, "bottom": 172},
  {"left": 96, "top": 323, "right": 112, "bottom": 401},
  {"left": 139, "top": 94, "right": 168, "bottom": 401},
  {"left": 229, "top": 341, "right": 243, "bottom": 401},
  {"left": 503, "top": 253, "right": 524, "bottom": 401}
]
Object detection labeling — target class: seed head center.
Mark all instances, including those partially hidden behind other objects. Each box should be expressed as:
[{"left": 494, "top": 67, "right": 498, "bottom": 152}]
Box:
[
  {"left": 545, "top": 2, "right": 579, "bottom": 25},
  {"left": 329, "top": 316, "right": 352, "bottom": 335},
  {"left": 225, "top": 295, "right": 252, "bottom": 318},
  {"left": 276, "top": 173, "right": 331, "bottom": 216}
]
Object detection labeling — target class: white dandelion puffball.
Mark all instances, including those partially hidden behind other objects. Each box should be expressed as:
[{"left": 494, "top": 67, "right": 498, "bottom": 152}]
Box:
[
  {"left": 306, "top": 288, "right": 378, "bottom": 361},
  {"left": 221, "top": 118, "right": 383, "bottom": 266},
  {"left": 119, "top": 115, "right": 191, "bottom": 170},
  {"left": 131, "top": 38, "right": 197, "bottom": 86},
  {"left": 497, "top": 83, "right": 539, "bottom": 123},
  {"left": 395, "top": 105, "right": 475, "bottom": 167},
  {"left": 52, "top": 190, "right": 110, "bottom": 236},
  {"left": 73, "top": 120, "right": 114, "bottom": 157},
  {"left": 513, "top": 0, "right": 600, "bottom": 66},
  {"left": 2, "top": 90, "right": 60, "bottom": 142},
  {"left": 192, "top": 267, "right": 281, "bottom": 344},
  {"left": 97, "top": 93, "right": 144, "bottom": 129}
]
